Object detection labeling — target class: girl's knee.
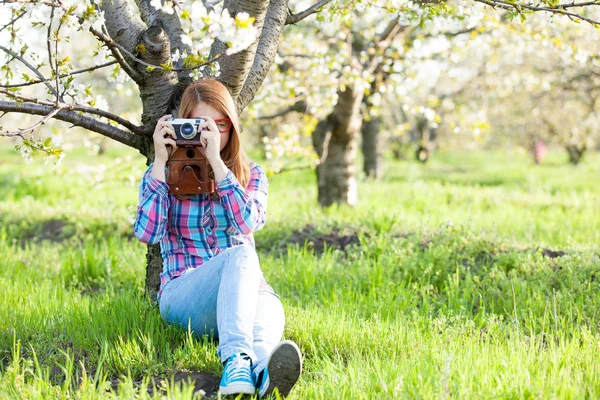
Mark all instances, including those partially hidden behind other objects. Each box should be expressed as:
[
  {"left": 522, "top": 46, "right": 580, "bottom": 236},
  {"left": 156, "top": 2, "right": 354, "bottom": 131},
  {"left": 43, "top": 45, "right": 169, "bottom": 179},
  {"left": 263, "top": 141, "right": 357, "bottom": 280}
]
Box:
[
  {"left": 227, "top": 244, "right": 260, "bottom": 273},
  {"left": 229, "top": 244, "right": 258, "bottom": 261}
]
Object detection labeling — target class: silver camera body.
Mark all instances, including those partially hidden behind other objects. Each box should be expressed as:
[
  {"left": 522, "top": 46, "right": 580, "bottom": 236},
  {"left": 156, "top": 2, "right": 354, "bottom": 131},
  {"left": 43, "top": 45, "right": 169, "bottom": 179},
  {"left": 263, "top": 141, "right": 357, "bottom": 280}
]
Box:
[{"left": 168, "top": 118, "right": 205, "bottom": 144}]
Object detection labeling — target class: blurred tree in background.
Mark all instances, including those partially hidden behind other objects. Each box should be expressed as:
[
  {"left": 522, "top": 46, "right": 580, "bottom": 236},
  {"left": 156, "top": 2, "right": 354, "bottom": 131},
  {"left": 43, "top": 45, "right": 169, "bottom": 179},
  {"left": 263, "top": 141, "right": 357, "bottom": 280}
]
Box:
[{"left": 1, "top": 0, "right": 599, "bottom": 300}]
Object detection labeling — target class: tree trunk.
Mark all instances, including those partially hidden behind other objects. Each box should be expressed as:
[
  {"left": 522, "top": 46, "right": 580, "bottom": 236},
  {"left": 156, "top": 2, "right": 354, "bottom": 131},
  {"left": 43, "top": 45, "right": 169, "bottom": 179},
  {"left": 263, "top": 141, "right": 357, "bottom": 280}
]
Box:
[
  {"left": 312, "top": 87, "right": 364, "bottom": 207},
  {"left": 145, "top": 243, "right": 163, "bottom": 304},
  {"left": 361, "top": 114, "right": 383, "bottom": 180},
  {"left": 566, "top": 144, "right": 586, "bottom": 165}
]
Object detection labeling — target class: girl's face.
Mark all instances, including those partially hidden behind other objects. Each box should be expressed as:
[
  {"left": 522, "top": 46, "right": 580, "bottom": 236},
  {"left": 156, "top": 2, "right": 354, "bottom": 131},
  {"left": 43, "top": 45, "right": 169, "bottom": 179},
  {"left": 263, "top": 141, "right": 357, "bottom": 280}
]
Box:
[{"left": 190, "top": 101, "right": 231, "bottom": 151}]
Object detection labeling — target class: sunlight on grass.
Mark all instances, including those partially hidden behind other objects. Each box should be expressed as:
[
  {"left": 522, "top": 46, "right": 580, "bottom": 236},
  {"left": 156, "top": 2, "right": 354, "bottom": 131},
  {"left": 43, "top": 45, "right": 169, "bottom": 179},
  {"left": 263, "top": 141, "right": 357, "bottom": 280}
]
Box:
[{"left": 0, "top": 145, "right": 599, "bottom": 398}]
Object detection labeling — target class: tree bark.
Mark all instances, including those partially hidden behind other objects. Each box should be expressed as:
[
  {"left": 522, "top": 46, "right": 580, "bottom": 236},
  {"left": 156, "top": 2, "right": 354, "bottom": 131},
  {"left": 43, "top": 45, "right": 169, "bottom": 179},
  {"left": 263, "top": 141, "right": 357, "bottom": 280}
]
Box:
[
  {"left": 236, "top": 0, "right": 289, "bottom": 111},
  {"left": 145, "top": 243, "right": 164, "bottom": 304},
  {"left": 361, "top": 115, "right": 383, "bottom": 179},
  {"left": 210, "top": 0, "right": 270, "bottom": 105},
  {"left": 361, "top": 93, "right": 383, "bottom": 180},
  {"left": 312, "top": 87, "right": 363, "bottom": 207},
  {"left": 566, "top": 144, "right": 586, "bottom": 165},
  {"left": 138, "top": 26, "right": 179, "bottom": 127}
]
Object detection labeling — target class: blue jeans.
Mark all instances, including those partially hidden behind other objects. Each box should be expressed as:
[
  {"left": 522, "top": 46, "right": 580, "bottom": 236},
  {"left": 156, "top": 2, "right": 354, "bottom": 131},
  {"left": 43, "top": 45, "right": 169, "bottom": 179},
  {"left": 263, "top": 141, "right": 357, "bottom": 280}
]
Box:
[{"left": 158, "top": 244, "right": 285, "bottom": 373}]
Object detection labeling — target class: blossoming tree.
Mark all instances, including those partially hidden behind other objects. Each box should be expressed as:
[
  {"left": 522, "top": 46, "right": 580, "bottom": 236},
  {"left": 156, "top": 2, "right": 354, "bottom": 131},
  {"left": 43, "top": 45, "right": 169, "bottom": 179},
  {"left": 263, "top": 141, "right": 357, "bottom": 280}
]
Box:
[
  {"left": 1, "top": 0, "right": 599, "bottom": 298},
  {"left": 0, "top": 0, "right": 331, "bottom": 302}
]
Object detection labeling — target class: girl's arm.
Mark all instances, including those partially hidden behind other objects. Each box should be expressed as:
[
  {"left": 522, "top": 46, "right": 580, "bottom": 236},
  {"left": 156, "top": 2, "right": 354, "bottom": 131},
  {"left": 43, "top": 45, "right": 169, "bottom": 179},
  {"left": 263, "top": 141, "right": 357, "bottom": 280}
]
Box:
[
  {"left": 133, "top": 163, "right": 170, "bottom": 244},
  {"left": 216, "top": 163, "right": 268, "bottom": 235}
]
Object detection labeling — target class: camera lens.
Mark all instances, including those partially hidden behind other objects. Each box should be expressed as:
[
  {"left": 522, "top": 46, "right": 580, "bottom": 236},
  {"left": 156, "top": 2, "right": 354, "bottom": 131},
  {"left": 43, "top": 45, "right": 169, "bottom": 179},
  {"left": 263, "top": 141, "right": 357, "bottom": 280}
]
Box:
[{"left": 180, "top": 122, "right": 196, "bottom": 139}]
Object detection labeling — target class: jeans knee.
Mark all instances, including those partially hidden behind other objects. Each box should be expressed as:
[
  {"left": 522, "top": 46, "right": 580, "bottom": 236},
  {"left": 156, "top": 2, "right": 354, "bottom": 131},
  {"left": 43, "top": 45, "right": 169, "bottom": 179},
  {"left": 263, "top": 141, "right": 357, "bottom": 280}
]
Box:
[
  {"left": 227, "top": 244, "right": 260, "bottom": 272},
  {"left": 229, "top": 244, "right": 257, "bottom": 259}
]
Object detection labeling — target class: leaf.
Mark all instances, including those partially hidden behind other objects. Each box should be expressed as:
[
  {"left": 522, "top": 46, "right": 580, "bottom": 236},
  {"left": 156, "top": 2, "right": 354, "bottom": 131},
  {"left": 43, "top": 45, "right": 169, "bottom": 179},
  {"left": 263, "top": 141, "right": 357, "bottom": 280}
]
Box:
[{"left": 43, "top": 138, "right": 52, "bottom": 147}]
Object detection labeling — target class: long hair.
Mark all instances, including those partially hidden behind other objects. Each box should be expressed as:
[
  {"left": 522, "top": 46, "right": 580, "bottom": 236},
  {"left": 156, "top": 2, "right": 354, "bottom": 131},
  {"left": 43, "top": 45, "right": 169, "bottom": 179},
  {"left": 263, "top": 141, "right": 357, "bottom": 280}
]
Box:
[{"left": 177, "top": 78, "right": 251, "bottom": 188}]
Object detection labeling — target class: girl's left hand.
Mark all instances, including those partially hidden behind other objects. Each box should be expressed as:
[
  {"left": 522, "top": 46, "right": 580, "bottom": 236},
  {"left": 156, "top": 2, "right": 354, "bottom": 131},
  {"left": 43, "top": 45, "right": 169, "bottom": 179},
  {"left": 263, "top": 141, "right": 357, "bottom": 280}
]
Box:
[{"left": 198, "top": 117, "right": 221, "bottom": 162}]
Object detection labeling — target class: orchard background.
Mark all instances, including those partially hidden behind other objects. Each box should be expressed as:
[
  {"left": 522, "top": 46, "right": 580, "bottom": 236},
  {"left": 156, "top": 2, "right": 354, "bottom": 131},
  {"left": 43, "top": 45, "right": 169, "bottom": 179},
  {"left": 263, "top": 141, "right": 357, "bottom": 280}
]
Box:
[{"left": 1, "top": 0, "right": 600, "bottom": 398}]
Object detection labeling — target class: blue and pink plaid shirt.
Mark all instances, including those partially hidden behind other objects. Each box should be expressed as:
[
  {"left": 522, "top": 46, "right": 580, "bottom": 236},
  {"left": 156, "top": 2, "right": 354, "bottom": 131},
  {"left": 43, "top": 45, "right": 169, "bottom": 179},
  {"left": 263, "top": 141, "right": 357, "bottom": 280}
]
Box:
[{"left": 133, "top": 162, "right": 272, "bottom": 301}]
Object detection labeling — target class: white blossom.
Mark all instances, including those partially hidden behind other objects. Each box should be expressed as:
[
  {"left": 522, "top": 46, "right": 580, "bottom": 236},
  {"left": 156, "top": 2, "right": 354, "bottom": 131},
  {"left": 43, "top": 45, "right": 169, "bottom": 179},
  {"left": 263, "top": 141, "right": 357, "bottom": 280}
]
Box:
[
  {"left": 94, "top": 95, "right": 109, "bottom": 111},
  {"left": 189, "top": 68, "right": 203, "bottom": 80},
  {"left": 151, "top": 0, "right": 174, "bottom": 14},
  {"left": 150, "top": 0, "right": 162, "bottom": 10},
  {"left": 91, "top": 10, "right": 105, "bottom": 32},
  {"left": 171, "top": 49, "right": 181, "bottom": 63},
  {"left": 180, "top": 34, "right": 193, "bottom": 47},
  {"left": 94, "top": 47, "right": 109, "bottom": 64}
]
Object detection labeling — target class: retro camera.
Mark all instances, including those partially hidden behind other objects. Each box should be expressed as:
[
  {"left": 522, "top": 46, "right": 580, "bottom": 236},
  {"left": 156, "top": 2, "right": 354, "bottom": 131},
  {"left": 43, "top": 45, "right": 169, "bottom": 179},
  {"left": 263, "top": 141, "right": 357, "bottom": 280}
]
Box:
[
  {"left": 168, "top": 118, "right": 205, "bottom": 145},
  {"left": 165, "top": 118, "right": 214, "bottom": 194}
]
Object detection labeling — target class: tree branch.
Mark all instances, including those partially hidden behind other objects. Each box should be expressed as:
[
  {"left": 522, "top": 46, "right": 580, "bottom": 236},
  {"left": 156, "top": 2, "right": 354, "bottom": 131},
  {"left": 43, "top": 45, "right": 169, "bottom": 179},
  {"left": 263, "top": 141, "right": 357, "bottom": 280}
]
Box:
[
  {"left": 0, "top": 44, "right": 60, "bottom": 99},
  {"left": 1, "top": 61, "right": 118, "bottom": 89},
  {"left": 556, "top": 0, "right": 600, "bottom": 8},
  {"left": 474, "top": 0, "right": 600, "bottom": 25},
  {"left": 237, "top": 0, "right": 289, "bottom": 111},
  {"left": 286, "top": 0, "right": 334, "bottom": 24},
  {"left": 0, "top": 107, "right": 60, "bottom": 138},
  {"left": 258, "top": 99, "right": 309, "bottom": 119},
  {"left": 0, "top": 100, "right": 144, "bottom": 149},
  {"left": 0, "top": 9, "right": 27, "bottom": 34},
  {"left": 134, "top": 0, "right": 192, "bottom": 81},
  {"left": 2, "top": 0, "right": 59, "bottom": 7},
  {"left": 210, "top": 0, "right": 271, "bottom": 106},
  {"left": 0, "top": 88, "right": 151, "bottom": 136}
]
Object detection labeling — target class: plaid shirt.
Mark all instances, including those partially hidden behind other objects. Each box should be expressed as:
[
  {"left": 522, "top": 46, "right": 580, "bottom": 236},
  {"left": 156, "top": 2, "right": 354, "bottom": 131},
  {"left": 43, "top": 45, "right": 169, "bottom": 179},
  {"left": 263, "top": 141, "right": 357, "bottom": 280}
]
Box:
[{"left": 133, "top": 162, "right": 271, "bottom": 301}]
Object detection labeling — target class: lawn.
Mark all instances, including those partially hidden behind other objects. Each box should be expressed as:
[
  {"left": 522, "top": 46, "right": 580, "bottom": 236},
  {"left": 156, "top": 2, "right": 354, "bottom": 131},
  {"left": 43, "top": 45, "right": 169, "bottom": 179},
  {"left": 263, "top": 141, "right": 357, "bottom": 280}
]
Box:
[{"left": 1, "top": 143, "right": 599, "bottom": 399}]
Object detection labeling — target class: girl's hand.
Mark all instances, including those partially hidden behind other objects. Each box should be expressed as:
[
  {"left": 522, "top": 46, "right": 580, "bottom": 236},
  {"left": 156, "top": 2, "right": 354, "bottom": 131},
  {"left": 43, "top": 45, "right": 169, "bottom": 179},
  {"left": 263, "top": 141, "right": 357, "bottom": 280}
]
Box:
[
  {"left": 198, "top": 117, "right": 221, "bottom": 162},
  {"left": 153, "top": 114, "right": 177, "bottom": 164}
]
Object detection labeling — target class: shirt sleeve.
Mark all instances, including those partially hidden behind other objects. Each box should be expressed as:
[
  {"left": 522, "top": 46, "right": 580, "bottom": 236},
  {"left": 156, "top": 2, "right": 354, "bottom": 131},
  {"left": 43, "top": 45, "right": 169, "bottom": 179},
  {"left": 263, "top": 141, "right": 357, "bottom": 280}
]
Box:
[
  {"left": 216, "top": 163, "right": 268, "bottom": 236},
  {"left": 133, "top": 163, "right": 171, "bottom": 244}
]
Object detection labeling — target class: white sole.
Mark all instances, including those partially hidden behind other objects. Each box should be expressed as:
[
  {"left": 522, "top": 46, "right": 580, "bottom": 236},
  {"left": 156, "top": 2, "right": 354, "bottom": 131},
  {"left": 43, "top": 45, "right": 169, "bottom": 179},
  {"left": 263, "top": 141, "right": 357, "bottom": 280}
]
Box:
[
  {"left": 261, "top": 340, "right": 302, "bottom": 398},
  {"left": 219, "top": 381, "right": 256, "bottom": 395}
]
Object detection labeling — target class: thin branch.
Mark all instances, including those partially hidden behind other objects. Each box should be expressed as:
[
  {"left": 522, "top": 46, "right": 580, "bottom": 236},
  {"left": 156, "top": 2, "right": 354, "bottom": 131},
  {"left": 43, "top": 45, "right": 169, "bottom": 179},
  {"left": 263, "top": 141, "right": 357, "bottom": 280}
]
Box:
[
  {"left": 556, "top": 1, "right": 600, "bottom": 8},
  {"left": 0, "top": 44, "right": 60, "bottom": 99},
  {"left": 258, "top": 99, "right": 309, "bottom": 119},
  {"left": 90, "top": 26, "right": 223, "bottom": 73},
  {"left": 286, "top": 0, "right": 334, "bottom": 24},
  {"left": 0, "top": 10, "right": 27, "bottom": 34},
  {"left": 277, "top": 52, "right": 319, "bottom": 59},
  {"left": 0, "top": 100, "right": 144, "bottom": 149},
  {"left": 2, "top": 0, "right": 60, "bottom": 7},
  {"left": 5, "top": 0, "right": 219, "bottom": 76},
  {"left": 0, "top": 107, "right": 61, "bottom": 138},
  {"left": 47, "top": 7, "right": 54, "bottom": 97},
  {"left": 95, "top": 26, "right": 141, "bottom": 80},
  {"left": 1, "top": 61, "right": 117, "bottom": 89},
  {"left": 474, "top": 0, "right": 600, "bottom": 25},
  {"left": 0, "top": 88, "right": 150, "bottom": 135}
]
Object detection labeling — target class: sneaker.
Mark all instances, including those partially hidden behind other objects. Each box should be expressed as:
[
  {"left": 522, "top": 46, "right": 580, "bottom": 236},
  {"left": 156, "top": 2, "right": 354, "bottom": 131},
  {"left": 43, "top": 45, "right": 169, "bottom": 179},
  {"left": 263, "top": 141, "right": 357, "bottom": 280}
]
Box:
[
  {"left": 256, "top": 340, "right": 302, "bottom": 398},
  {"left": 219, "top": 353, "right": 256, "bottom": 395}
]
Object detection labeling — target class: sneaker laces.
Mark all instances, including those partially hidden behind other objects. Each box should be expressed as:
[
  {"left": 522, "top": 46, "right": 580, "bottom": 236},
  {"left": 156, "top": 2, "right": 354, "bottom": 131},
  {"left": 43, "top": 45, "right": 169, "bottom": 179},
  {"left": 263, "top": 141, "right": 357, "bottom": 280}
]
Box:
[{"left": 225, "top": 354, "right": 252, "bottom": 381}]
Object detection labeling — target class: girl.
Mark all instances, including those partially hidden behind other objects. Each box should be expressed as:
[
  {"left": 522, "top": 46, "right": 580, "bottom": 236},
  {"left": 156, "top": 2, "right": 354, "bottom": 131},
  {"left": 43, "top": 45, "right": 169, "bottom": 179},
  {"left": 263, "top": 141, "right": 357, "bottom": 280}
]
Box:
[{"left": 134, "top": 78, "right": 302, "bottom": 397}]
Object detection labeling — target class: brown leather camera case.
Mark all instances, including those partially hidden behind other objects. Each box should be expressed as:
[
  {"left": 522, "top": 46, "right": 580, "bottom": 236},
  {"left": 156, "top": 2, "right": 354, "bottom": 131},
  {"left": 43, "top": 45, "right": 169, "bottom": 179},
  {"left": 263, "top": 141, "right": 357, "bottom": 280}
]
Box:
[{"left": 166, "top": 147, "right": 215, "bottom": 194}]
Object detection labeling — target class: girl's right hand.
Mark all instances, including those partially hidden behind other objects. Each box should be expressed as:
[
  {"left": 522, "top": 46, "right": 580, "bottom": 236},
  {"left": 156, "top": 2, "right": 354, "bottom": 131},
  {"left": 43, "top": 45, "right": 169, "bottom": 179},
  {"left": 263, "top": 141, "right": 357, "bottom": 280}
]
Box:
[{"left": 153, "top": 114, "right": 177, "bottom": 164}]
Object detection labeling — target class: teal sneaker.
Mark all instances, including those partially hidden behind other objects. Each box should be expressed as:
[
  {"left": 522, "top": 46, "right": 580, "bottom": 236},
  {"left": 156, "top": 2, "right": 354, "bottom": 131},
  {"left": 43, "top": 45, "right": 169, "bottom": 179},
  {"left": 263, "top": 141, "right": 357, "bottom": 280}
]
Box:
[
  {"left": 219, "top": 353, "right": 256, "bottom": 395},
  {"left": 256, "top": 340, "right": 302, "bottom": 398}
]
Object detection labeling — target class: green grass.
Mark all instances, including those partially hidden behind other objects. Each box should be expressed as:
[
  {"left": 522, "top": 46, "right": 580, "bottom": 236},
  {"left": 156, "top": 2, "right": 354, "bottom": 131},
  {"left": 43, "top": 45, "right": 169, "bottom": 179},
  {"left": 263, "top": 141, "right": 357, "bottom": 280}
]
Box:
[{"left": 0, "top": 142, "right": 599, "bottom": 399}]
